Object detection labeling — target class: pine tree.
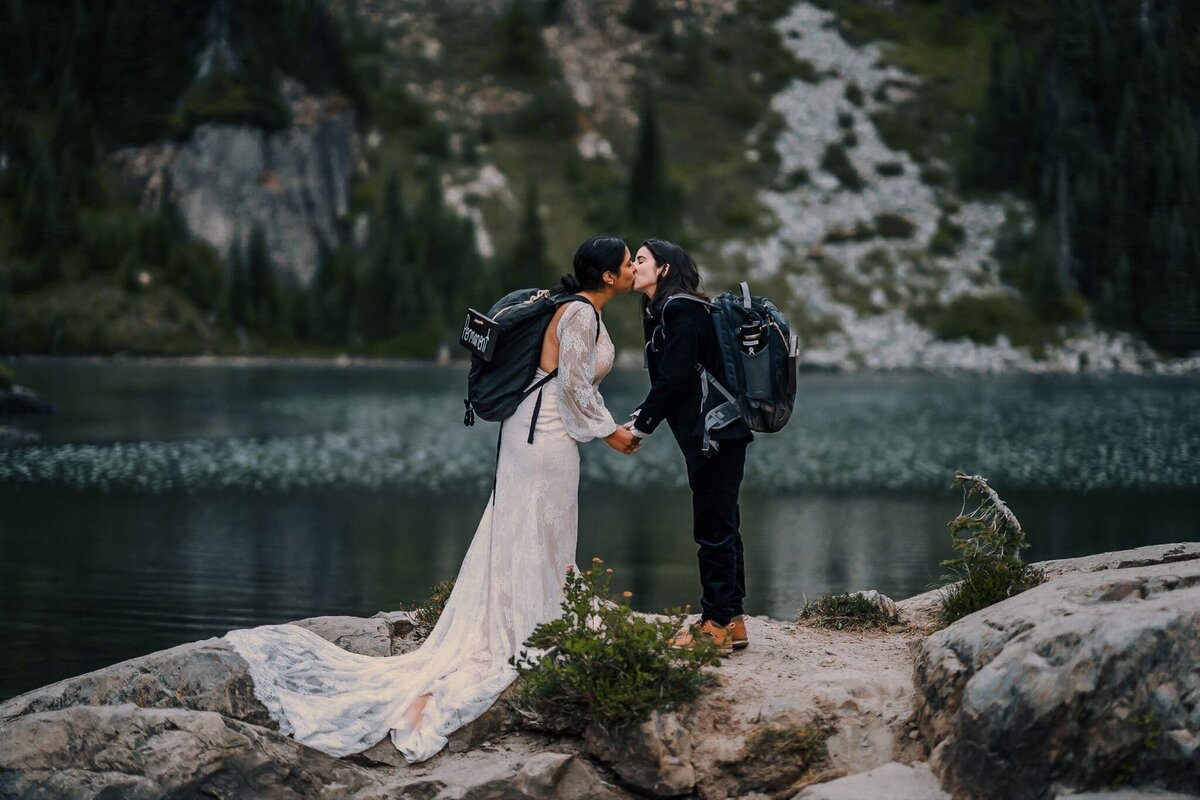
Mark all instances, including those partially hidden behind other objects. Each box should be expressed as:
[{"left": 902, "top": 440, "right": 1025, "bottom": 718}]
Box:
[
  {"left": 629, "top": 97, "right": 675, "bottom": 232},
  {"left": 504, "top": 181, "right": 554, "bottom": 290},
  {"left": 357, "top": 171, "right": 407, "bottom": 341},
  {"left": 226, "top": 240, "right": 251, "bottom": 328},
  {"left": 245, "top": 225, "right": 278, "bottom": 333},
  {"left": 497, "top": 0, "right": 549, "bottom": 77}
]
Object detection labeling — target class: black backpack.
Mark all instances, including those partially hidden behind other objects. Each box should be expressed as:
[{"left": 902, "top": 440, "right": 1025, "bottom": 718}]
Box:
[
  {"left": 460, "top": 288, "right": 598, "bottom": 445},
  {"left": 652, "top": 282, "right": 798, "bottom": 454}
]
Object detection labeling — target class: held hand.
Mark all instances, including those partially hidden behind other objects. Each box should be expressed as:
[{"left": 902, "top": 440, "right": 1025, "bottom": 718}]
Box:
[{"left": 604, "top": 426, "right": 641, "bottom": 456}]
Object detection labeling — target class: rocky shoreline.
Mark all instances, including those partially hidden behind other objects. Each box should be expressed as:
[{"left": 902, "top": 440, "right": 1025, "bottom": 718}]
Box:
[{"left": 1, "top": 542, "right": 1198, "bottom": 799}]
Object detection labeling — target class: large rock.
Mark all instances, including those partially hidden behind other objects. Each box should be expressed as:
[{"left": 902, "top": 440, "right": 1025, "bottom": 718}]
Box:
[
  {"left": 0, "top": 704, "right": 382, "bottom": 799},
  {"left": 111, "top": 79, "right": 363, "bottom": 287},
  {"left": 0, "top": 615, "right": 401, "bottom": 728},
  {"left": 915, "top": 554, "right": 1200, "bottom": 799},
  {"left": 792, "top": 761, "right": 949, "bottom": 800},
  {"left": 586, "top": 712, "right": 696, "bottom": 797},
  {"left": 0, "top": 384, "right": 53, "bottom": 415},
  {"left": 0, "top": 638, "right": 272, "bottom": 727},
  {"left": 585, "top": 614, "right": 922, "bottom": 800}
]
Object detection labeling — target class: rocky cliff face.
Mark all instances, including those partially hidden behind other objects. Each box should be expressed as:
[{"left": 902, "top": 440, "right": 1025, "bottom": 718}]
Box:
[{"left": 112, "top": 79, "right": 365, "bottom": 288}]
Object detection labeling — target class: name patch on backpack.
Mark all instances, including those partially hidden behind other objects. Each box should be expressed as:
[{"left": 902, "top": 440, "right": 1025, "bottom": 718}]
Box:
[{"left": 460, "top": 308, "right": 499, "bottom": 362}]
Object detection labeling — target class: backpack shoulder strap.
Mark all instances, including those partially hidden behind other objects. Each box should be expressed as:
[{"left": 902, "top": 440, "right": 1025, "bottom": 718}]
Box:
[{"left": 656, "top": 293, "right": 712, "bottom": 339}]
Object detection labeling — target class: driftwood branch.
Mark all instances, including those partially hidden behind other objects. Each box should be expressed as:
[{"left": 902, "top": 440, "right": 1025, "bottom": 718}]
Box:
[
  {"left": 953, "top": 472, "right": 1023, "bottom": 538},
  {"left": 950, "top": 472, "right": 1027, "bottom": 561}
]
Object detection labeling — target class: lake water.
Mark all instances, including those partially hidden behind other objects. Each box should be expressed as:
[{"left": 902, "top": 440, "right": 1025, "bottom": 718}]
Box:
[{"left": 1, "top": 359, "right": 1198, "bottom": 701}]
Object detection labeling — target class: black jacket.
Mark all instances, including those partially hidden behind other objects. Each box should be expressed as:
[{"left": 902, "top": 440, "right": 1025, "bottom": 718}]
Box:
[{"left": 633, "top": 296, "right": 753, "bottom": 451}]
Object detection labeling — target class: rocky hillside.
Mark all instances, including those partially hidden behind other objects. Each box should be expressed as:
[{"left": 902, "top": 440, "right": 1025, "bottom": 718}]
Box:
[
  {"left": 6, "top": 0, "right": 1196, "bottom": 368},
  {"left": 2, "top": 542, "right": 1197, "bottom": 798}
]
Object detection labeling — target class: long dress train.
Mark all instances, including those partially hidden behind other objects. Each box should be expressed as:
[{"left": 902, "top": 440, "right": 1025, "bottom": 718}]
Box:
[{"left": 223, "top": 301, "right": 617, "bottom": 762}]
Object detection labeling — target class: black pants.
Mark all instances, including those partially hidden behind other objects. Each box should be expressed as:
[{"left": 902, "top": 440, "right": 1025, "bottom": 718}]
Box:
[{"left": 683, "top": 437, "right": 748, "bottom": 626}]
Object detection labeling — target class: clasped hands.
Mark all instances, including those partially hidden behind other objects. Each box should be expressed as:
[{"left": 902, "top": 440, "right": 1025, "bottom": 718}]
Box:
[{"left": 604, "top": 419, "right": 642, "bottom": 456}]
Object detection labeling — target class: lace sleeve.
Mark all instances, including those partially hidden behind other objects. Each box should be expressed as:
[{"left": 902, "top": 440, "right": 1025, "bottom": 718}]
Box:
[{"left": 556, "top": 302, "right": 618, "bottom": 443}]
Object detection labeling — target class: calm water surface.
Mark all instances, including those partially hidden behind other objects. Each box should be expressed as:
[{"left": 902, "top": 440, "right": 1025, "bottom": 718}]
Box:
[{"left": 1, "top": 359, "right": 1198, "bottom": 701}]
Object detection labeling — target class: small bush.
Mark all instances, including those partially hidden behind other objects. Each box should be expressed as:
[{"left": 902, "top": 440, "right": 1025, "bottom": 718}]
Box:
[
  {"left": 937, "top": 473, "right": 1044, "bottom": 624},
  {"left": 509, "top": 558, "right": 720, "bottom": 734},
  {"left": 929, "top": 215, "right": 966, "bottom": 255},
  {"left": 823, "top": 221, "right": 874, "bottom": 244},
  {"left": 798, "top": 592, "right": 899, "bottom": 630},
  {"left": 773, "top": 168, "right": 810, "bottom": 192},
  {"left": 820, "top": 143, "right": 865, "bottom": 191},
  {"left": 796, "top": 58, "right": 822, "bottom": 84},
  {"left": 875, "top": 161, "right": 904, "bottom": 177},
  {"left": 844, "top": 82, "right": 865, "bottom": 107},
  {"left": 408, "top": 579, "right": 455, "bottom": 640},
  {"left": 0, "top": 362, "right": 15, "bottom": 391},
  {"left": 874, "top": 212, "right": 917, "bottom": 239}
]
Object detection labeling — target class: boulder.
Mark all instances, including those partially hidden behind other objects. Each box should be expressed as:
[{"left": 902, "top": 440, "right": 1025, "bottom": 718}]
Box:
[
  {"left": 0, "top": 638, "right": 273, "bottom": 728},
  {"left": 586, "top": 712, "right": 696, "bottom": 797},
  {"left": 290, "top": 615, "right": 395, "bottom": 657},
  {"left": 0, "top": 615, "right": 408, "bottom": 729},
  {"left": 915, "top": 555, "right": 1200, "bottom": 799},
  {"left": 0, "top": 704, "right": 382, "bottom": 800},
  {"left": 0, "top": 385, "right": 53, "bottom": 415},
  {"left": 792, "top": 761, "right": 949, "bottom": 800},
  {"left": 585, "top": 615, "right": 921, "bottom": 800},
  {"left": 110, "top": 79, "right": 363, "bottom": 288}
]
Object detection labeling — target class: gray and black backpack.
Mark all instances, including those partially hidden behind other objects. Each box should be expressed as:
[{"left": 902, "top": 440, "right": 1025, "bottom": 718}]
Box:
[{"left": 651, "top": 282, "right": 799, "bottom": 454}]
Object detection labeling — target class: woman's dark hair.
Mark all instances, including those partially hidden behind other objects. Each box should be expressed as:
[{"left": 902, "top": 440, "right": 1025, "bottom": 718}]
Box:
[
  {"left": 638, "top": 238, "right": 707, "bottom": 317},
  {"left": 556, "top": 234, "right": 628, "bottom": 294}
]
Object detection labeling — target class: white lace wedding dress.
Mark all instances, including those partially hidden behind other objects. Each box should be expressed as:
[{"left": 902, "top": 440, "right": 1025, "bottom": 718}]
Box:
[{"left": 224, "top": 301, "right": 618, "bottom": 762}]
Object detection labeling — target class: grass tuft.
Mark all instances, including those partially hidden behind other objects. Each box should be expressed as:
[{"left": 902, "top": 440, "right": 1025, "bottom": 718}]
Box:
[{"left": 797, "top": 592, "right": 900, "bottom": 630}]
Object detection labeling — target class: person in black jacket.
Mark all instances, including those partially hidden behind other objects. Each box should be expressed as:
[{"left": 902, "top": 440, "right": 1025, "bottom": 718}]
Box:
[{"left": 626, "top": 238, "right": 753, "bottom": 652}]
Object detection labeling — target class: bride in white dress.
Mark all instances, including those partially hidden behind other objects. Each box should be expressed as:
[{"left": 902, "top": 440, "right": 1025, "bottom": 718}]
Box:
[{"left": 224, "top": 235, "right": 639, "bottom": 763}]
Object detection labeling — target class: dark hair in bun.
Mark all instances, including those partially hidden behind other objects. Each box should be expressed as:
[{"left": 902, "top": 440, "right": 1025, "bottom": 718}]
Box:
[{"left": 555, "top": 234, "right": 627, "bottom": 294}]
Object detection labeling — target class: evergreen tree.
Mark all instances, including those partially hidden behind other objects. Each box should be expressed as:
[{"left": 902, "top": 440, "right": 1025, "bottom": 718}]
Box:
[
  {"left": 357, "top": 170, "right": 407, "bottom": 341},
  {"left": 245, "top": 226, "right": 278, "bottom": 332},
  {"left": 497, "top": 0, "right": 549, "bottom": 77},
  {"left": 628, "top": 97, "right": 676, "bottom": 233},
  {"left": 225, "top": 239, "right": 251, "bottom": 328},
  {"left": 504, "top": 182, "right": 555, "bottom": 290}
]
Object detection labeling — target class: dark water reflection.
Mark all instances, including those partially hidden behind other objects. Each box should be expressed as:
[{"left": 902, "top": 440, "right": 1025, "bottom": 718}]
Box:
[{"left": 1, "top": 360, "right": 1198, "bottom": 700}]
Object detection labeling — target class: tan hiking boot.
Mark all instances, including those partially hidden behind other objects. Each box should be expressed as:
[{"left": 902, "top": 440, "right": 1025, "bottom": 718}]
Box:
[
  {"left": 668, "top": 619, "right": 733, "bottom": 652},
  {"left": 729, "top": 615, "right": 749, "bottom": 651}
]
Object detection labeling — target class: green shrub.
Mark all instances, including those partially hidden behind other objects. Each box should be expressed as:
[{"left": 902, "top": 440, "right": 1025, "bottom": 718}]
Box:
[
  {"left": 798, "top": 592, "right": 900, "bottom": 630},
  {"left": 408, "top": 579, "right": 455, "bottom": 640},
  {"left": 875, "top": 161, "right": 904, "bottom": 177},
  {"left": 0, "top": 361, "right": 14, "bottom": 391},
  {"left": 921, "top": 293, "right": 1040, "bottom": 346},
  {"left": 929, "top": 215, "right": 966, "bottom": 255},
  {"left": 509, "top": 558, "right": 720, "bottom": 734},
  {"left": 874, "top": 212, "right": 916, "bottom": 239},
  {"left": 937, "top": 473, "right": 1044, "bottom": 624},
  {"left": 844, "top": 82, "right": 865, "bottom": 107},
  {"left": 823, "top": 221, "right": 874, "bottom": 244},
  {"left": 820, "top": 143, "right": 865, "bottom": 191},
  {"left": 796, "top": 58, "right": 822, "bottom": 84},
  {"left": 774, "top": 167, "right": 811, "bottom": 191},
  {"left": 165, "top": 239, "right": 223, "bottom": 309},
  {"left": 173, "top": 73, "right": 291, "bottom": 134}
]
